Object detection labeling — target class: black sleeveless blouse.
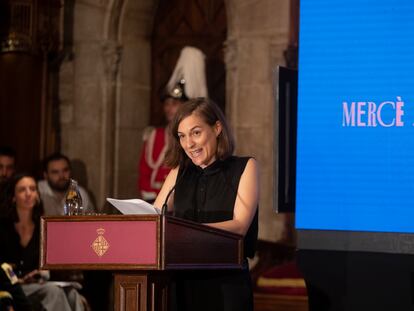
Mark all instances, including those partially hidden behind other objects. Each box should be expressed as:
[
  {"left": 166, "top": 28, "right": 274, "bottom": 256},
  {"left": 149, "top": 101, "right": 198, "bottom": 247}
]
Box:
[{"left": 174, "top": 156, "right": 258, "bottom": 258}]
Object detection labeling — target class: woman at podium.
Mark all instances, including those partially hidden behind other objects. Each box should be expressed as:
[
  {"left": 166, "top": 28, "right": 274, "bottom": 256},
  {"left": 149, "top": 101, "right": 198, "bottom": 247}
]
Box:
[{"left": 154, "top": 98, "right": 259, "bottom": 311}]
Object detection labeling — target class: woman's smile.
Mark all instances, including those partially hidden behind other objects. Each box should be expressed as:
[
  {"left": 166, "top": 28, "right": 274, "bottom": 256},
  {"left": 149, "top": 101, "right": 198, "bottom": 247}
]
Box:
[{"left": 177, "top": 113, "right": 221, "bottom": 168}]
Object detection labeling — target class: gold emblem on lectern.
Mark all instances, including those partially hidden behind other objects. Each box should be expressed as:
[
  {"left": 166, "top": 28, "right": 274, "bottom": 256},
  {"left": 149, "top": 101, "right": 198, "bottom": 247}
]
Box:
[{"left": 91, "top": 228, "right": 109, "bottom": 257}]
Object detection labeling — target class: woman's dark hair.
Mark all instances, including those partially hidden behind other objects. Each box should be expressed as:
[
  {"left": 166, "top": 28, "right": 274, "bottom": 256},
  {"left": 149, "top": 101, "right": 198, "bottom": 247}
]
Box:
[
  {"left": 4, "top": 173, "right": 44, "bottom": 223},
  {"left": 42, "top": 152, "right": 71, "bottom": 173},
  {"left": 165, "top": 97, "right": 235, "bottom": 168},
  {"left": 0, "top": 146, "right": 16, "bottom": 160}
]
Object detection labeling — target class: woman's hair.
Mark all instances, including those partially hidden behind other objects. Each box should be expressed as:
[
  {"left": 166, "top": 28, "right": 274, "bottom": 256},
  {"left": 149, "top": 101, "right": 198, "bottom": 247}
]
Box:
[
  {"left": 4, "top": 173, "right": 44, "bottom": 223},
  {"left": 165, "top": 97, "right": 235, "bottom": 168}
]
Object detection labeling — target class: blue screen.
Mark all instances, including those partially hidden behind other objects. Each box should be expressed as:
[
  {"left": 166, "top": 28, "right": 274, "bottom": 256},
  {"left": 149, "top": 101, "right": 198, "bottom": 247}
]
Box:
[{"left": 296, "top": 0, "right": 414, "bottom": 232}]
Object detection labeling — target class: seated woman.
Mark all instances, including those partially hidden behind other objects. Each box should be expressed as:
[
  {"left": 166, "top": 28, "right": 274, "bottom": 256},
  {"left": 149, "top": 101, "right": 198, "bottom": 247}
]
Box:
[
  {"left": 154, "top": 98, "right": 259, "bottom": 311},
  {"left": 0, "top": 173, "right": 84, "bottom": 311}
]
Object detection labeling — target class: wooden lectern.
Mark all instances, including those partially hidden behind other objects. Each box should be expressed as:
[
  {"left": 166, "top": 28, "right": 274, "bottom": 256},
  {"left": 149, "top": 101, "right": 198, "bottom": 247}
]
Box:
[{"left": 40, "top": 215, "right": 243, "bottom": 311}]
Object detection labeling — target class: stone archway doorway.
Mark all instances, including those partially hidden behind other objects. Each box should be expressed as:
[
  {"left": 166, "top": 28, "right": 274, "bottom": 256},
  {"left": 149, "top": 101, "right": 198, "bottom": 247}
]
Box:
[{"left": 151, "top": 0, "right": 227, "bottom": 126}]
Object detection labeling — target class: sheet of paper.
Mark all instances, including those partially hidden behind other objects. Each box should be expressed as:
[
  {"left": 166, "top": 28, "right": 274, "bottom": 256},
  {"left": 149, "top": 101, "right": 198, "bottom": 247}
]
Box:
[{"left": 106, "top": 198, "right": 160, "bottom": 215}]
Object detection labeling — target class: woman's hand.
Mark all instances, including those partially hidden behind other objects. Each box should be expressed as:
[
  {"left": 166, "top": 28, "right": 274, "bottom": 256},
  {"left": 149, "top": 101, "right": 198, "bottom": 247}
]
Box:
[
  {"left": 154, "top": 167, "right": 179, "bottom": 212},
  {"left": 21, "top": 269, "right": 48, "bottom": 284}
]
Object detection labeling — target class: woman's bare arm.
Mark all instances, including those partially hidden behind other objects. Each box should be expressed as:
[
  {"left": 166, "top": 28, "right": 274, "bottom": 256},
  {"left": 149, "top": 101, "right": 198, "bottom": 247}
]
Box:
[
  {"left": 153, "top": 167, "right": 179, "bottom": 212},
  {"left": 206, "top": 158, "right": 260, "bottom": 236}
]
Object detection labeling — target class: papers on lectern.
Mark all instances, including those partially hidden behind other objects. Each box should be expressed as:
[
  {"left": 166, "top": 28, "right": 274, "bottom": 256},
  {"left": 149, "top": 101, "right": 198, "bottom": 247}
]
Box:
[{"left": 106, "top": 198, "right": 160, "bottom": 215}]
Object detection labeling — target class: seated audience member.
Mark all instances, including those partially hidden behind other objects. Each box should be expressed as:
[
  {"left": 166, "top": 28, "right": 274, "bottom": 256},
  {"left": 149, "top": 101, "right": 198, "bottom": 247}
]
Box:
[
  {"left": 0, "top": 263, "right": 33, "bottom": 311},
  {"left": 38, "top": 154, "right": 106, "bottom": 310},
  {"left": 38, "top": 153, "right": 95, "bottom": 215},
  {"left": 0, "top": 173, "right": 85, "bottom": 311},
  {"left": 0, "top": 147, "right": 16, "bottom": 218},
  {"left": 0, "top": 147, "right": 15, "bottom": 183}
]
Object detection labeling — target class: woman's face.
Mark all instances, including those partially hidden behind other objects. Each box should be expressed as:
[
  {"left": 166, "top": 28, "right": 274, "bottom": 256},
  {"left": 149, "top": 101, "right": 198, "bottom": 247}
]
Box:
[
  {"left": 177, "top": 112, "right": 222, "bottom": 168},
  {"left": 14, "top": 177, "right": 39, "bottom": 210}
]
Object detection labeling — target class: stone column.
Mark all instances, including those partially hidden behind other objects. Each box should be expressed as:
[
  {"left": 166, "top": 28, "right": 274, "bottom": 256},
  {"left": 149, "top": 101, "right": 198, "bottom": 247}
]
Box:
[
  {"left": 100, "top": 40, "right": 122, "bottom": 201},
  {"left": 225, "top": 0, "right": 291, "bottom": 242},
  {"left": 114, "top": 1, "right": 155, "bottom": 198},
  {"left": 59, "top": 0, "right": 155, "bottom": 209},
  {"left": 60, "top": 0, "right": 109, "bottom": 209}
]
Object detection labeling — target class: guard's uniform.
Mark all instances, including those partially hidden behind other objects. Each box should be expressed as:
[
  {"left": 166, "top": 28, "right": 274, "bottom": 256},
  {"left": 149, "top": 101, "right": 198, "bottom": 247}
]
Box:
[{"left": 137, "top": 127, "right": 171, "bottom": 202}]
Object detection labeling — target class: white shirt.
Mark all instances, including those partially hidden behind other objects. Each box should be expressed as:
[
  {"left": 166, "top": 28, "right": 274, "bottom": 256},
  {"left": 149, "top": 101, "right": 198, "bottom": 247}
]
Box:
[{"left": 38, "top": 180, "right": 95, "bottom": 216}]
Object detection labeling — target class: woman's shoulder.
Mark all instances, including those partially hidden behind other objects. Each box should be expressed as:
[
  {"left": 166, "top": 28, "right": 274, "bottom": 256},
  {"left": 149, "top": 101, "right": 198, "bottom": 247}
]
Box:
[
  {"left": 226, "top": 155, "right": 256, "bottom": 167},
  {"left": 220, "top": 156, "right": 256, "bottom": 179}
]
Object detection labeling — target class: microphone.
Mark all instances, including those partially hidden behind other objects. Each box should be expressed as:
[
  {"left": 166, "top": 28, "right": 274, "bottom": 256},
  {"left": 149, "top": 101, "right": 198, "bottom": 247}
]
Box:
[
  {"left": 161, "top": 164, "right": 188, "bottom": 215},
  {"left": 161, "top": 184, "right": 176, "bottom": 216}
]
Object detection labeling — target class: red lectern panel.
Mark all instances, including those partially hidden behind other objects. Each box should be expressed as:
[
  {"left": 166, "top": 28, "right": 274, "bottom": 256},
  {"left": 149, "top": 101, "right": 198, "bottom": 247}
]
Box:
[
  {"left": 41, "top": 215, "right": 160, "bottom": 270},
  {"left": 41, "top": 215, "right": 244, "bottom": 311}
]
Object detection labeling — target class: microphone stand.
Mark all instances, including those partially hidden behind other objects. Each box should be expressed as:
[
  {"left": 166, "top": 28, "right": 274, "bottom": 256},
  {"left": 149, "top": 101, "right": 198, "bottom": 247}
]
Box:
[
  {"left": 161, "top": 163, "right": 188, "bottom": 216},
  {"left": 161, "top": 185, "right": 176, "bottom": 216}
]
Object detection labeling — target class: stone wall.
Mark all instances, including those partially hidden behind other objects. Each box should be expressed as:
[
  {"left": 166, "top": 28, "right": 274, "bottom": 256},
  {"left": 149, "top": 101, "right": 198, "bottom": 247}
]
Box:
[
  {"left": 59, "top": 0, "right": 108, "bottom": 208},
  {"left": 115, "top": 1, "right": 155, "bottom": 199},
  {"left": 60, "top": 0, "right": 293, "bottom": 242},
  {"left": 225, "top": 0, "right": 291, "bottom": 242},
  {"left": 60, "top": 0, "right": 156, "bottom": 209}
]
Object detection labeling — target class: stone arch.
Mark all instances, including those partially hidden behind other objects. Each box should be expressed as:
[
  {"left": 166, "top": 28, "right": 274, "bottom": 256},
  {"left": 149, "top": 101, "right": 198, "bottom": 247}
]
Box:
[
  {"left": 150, "top": 0, "right": 227, "bottom": 126},
  {"left": 59, "top": 0, "right": 157, "bottom": 208},
  {"left": 111, "top": 0, "right": 157, "bottom": 198}
]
